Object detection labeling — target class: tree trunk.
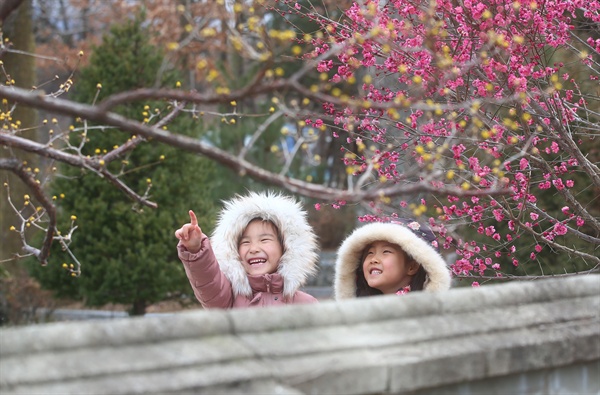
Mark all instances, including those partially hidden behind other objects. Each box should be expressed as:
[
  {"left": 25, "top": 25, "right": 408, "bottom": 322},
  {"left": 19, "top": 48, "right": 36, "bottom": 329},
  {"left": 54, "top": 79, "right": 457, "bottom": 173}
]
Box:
[
  {"left": 0, "top": 0, "right": 37, "bottom": 264},
  {"left": 130, "top": 300, "right": 147, "bottom": 316}
]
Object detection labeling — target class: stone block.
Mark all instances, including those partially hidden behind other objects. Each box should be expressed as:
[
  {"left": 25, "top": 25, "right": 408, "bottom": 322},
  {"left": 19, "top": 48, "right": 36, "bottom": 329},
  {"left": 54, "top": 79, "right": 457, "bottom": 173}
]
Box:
[{"left": 1, "top": 275, "right": 598, "bottom": 395}]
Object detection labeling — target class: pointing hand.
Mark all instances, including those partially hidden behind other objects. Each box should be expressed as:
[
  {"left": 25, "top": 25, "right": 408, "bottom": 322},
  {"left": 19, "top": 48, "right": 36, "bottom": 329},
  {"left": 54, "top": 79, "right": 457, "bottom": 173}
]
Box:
[{"left": 175, "top": 210, "right": 203, "bottom": 253}]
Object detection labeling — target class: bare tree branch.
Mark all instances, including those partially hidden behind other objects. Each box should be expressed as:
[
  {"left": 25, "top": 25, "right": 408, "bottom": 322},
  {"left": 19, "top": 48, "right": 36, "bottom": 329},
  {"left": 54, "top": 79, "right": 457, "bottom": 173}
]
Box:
[
  {"left": 1, "top": 85, "right": 510, "bottom": 202},
  {"left": 0, "top": 158, "right": 55, "bottom": 264},
  {"left": 0, "top": 133, "right": 157, "bottom": 208},
  {"left": 0, "top": 0, "right": 24, "bottom": 23}
]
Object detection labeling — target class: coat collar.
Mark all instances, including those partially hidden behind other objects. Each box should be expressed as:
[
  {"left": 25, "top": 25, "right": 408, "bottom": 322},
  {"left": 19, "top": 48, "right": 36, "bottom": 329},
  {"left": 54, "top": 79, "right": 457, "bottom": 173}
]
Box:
[{"left": 248, "top": 273, "right": 284, "bottom": 294}]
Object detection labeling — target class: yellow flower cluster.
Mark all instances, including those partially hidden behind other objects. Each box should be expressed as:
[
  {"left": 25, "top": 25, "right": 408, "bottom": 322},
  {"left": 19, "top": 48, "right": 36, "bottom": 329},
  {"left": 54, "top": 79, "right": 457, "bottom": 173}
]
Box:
[{"left": 268, "top": 29, "right": 296, "bottom": 41}]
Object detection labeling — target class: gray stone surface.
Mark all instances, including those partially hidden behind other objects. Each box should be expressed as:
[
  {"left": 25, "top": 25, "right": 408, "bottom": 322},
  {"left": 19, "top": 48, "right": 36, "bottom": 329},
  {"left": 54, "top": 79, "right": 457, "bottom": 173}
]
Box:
[{"left": 1, "top": 275, "right": 599, "bottom": 395}]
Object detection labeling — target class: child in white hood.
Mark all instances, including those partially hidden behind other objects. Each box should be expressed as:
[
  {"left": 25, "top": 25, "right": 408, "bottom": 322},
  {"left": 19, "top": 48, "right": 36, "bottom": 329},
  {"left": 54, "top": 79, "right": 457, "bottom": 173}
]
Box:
[
  {"left": 335, "top": 219, "right": 451, "bottom": 299},
  {"left": 175, "top": 192, "right": 319, "bottom": 308}
]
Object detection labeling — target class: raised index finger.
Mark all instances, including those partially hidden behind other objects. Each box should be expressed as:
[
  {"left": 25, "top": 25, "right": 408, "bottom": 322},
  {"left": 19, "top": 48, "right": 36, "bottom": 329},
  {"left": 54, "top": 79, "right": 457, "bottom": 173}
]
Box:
[{"left": 188, "top": 210, "right": 198, "bottom": 227}]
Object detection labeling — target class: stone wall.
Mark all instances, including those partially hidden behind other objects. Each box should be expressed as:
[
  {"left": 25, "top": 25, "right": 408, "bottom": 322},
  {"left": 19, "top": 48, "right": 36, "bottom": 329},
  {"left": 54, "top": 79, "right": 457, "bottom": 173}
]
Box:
[{"left": 1, "top": 275, "right": 599, "bottom": 395}]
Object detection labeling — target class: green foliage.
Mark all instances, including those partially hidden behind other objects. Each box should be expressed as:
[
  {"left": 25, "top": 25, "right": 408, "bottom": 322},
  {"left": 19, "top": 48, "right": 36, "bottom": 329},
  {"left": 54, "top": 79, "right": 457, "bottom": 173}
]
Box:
[{"left": 28, "top": 16, "right": 219, "bottom": 315}]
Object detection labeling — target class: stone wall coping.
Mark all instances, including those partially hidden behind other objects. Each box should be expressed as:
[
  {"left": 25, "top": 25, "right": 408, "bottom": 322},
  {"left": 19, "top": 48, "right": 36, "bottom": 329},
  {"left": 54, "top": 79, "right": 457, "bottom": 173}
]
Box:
[
  {"left": 2, "top": 275, "right": 598, "bottom": 355},
  {"left": 1, "top": 275, "right": 599, "bottom": 394}
]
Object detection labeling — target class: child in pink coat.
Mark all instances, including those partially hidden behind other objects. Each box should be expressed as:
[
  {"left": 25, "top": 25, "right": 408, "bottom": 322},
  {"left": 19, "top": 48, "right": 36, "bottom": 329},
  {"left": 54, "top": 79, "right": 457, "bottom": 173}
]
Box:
[{"left": 175, "top": 192, "right": 319, "bottom": 309}]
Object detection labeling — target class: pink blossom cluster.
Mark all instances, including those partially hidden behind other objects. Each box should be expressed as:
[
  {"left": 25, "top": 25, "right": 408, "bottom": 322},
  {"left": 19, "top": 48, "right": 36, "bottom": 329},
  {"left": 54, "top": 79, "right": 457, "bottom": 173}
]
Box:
[{"left": 279, "top": 0, "right": 599, "bottom": 279}]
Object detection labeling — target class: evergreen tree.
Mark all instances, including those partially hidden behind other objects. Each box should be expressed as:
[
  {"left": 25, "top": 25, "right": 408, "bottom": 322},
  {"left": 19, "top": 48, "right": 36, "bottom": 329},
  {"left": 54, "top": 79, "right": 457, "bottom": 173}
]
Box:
[{"left": 28, "top": 17, "right": 218, "bottom": 315}]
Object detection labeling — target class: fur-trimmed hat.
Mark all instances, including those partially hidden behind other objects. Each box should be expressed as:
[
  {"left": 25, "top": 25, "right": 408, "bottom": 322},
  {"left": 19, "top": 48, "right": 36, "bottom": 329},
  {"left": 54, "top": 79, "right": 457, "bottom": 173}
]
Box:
[
  {"left": 210, "top": 191, "right": 319, "bottom": 298},
  {"left": 335, "top": 219, "right": 451, "bottom": 299}
]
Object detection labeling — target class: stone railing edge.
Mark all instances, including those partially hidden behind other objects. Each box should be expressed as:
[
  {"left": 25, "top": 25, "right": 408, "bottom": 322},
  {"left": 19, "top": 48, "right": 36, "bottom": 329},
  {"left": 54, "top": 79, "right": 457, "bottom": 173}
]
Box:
[{"left": 1, "top": 274, "right": 598, "bottom": 357}]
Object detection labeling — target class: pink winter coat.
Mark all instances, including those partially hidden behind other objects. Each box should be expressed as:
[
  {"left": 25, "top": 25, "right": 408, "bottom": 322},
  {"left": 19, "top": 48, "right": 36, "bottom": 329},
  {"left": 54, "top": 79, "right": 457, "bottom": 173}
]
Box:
[
  {"left": 178, "top": 236, "right": 317, "bottom": 308},
  {"left": 177, "top": 192, "right": 320, "bottom": 309}
]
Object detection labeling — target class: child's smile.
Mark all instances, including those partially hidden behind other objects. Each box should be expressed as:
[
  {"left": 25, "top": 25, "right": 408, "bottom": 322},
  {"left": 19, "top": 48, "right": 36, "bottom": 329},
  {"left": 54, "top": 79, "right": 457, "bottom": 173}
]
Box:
[
  {"left": 238, "top": 220, "right": 283, "bottom": 276},
  {"left": 363, "top": 241, "right": 418, "bottom": 294},
  {"left": 248, "top": 258, "right": 268, "bottom": 265}
]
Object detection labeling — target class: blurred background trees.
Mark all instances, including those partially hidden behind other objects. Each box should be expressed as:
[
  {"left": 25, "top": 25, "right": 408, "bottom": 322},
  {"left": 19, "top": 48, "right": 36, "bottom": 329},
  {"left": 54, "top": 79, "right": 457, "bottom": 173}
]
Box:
[
  {"left": 1, "top": 0, "right": 598, "bottom": 322},
  {"left": 26, "top": 17, "right": 220, "bottom": 316}
]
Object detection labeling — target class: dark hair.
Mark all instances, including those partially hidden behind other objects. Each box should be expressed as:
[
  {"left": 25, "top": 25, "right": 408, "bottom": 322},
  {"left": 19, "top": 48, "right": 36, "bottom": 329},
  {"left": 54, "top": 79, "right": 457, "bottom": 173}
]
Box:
[
  {"left": 239, "top": 218, "right": 284, "bottom": 250},
  {"left": 354, "top": 219, "right": 436, "bottom": 297},
  {"left": 410, "top": 265, "right": 427, "bottom": 291}
]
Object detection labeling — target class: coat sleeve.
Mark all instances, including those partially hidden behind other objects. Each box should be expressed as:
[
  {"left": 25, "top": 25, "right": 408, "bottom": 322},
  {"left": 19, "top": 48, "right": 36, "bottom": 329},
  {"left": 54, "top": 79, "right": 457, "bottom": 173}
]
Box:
[{"left": 177, "top": 236, "right": 235, "bottom": 309}]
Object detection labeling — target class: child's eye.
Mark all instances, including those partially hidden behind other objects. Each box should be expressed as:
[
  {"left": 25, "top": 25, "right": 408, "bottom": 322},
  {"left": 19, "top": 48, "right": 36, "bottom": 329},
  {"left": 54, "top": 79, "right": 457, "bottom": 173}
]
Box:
[{"left": 384, "top": 250, "right": 393, "bottom": 253}]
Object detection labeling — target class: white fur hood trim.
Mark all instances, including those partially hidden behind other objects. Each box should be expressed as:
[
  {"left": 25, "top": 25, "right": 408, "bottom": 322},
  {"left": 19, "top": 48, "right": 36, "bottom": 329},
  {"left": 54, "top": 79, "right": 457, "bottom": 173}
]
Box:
[
  {"left": 210, "top": 191, "right": 318, "bottom": 298},
  {"left": 335, "top": 222, "right": 451, "bottom": 299}
]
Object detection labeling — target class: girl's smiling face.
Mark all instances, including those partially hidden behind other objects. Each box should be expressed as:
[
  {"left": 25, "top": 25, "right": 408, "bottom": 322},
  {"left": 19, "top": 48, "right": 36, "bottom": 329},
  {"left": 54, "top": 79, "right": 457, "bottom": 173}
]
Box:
[
  {"left": 362, "top": 241, "right": 420, "bottom": 294},
  {"left": 238, "top": 219, "right": 283, "bottom": 276}
]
